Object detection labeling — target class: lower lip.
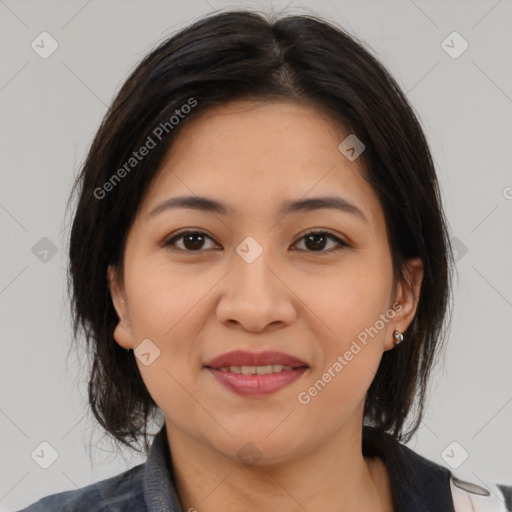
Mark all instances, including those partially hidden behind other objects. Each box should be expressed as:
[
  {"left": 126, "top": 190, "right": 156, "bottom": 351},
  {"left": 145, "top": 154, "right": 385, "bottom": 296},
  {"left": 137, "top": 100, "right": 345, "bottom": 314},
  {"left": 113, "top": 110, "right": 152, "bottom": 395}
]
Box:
[{"left": 205, "top": 367, "right": 308, "bottom": 396}]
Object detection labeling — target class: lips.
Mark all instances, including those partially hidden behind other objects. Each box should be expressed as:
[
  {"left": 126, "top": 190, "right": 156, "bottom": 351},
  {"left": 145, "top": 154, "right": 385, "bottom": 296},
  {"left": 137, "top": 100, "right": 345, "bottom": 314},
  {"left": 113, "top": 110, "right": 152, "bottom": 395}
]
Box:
[
  {"left": 204, "top": 350, "right": 309, "bottom": 369},
  {"left": 204, "top": 350, "right": 310, "bottom": 397}
]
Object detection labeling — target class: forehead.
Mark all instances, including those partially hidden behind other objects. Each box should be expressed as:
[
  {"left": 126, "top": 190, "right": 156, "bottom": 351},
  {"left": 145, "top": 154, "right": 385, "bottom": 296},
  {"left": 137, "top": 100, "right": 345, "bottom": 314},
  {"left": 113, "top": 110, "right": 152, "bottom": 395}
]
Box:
[{"left": 141, "top": 99, "right": 383, "bottom": 230}]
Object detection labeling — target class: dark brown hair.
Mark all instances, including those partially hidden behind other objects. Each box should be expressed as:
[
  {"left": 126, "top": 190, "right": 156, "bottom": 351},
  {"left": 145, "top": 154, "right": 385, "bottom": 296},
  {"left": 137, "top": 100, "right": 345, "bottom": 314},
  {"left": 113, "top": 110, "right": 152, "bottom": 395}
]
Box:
[{"left": 67, "top": 9, "right": 454, "bottom": 453}]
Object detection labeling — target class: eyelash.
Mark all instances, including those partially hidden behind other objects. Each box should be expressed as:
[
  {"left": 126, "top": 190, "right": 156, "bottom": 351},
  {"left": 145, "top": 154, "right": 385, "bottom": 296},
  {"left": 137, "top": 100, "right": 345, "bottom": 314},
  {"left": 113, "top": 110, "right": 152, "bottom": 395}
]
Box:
[{"left": 162, "top": 229, "right": 349, "bottom": 254}]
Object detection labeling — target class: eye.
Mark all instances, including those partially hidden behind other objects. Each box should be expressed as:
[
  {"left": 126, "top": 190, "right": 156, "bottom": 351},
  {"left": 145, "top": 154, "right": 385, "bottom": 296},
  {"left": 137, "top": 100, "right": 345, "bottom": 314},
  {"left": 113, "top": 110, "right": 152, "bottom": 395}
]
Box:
[
  {"left": 291, "top": 229, "right": 349, "bottom": 253},
  {"left": 162, "top": 229, "right": 349, "bottom": 253},
  {"left": 163, "top": 230, "right": 219, "bottom": 252}
]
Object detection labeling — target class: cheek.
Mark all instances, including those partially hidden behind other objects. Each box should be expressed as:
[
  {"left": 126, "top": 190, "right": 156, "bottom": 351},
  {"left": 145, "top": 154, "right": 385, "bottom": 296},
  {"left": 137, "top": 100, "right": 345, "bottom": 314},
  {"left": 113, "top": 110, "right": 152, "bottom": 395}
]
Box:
[
  {"left": 297, "top": 267, "right": 391, "bottom": 419},
  {"left": 125, "top": 255, "right": 208, "bottom": 340},
  {"left": 123, "top": 257, "right": 211, "bottom": 403},
  {"left": 297, "top": 346, "right": 382, "bottom": 437},
  {"left": 300, "top": 253, "right": 392, "bottom": 401},
  {"left": 308, "top": 252, "right": 393, "bottom": 342}
]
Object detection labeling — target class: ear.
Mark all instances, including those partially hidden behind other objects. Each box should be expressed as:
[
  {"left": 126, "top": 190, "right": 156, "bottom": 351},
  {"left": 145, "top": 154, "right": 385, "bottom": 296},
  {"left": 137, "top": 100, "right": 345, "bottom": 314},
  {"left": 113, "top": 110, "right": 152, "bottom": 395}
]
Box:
[
  {"left": 107, "top": 265, "right": 135, "bottom": 350},
  {"left": 384, "top": 257, "right": 424, "bottom": 351}
]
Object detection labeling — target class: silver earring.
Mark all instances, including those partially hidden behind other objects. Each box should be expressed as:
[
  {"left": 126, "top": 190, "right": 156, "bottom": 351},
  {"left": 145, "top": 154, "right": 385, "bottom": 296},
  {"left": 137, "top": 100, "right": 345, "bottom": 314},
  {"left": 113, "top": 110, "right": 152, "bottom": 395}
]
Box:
[{"left": 393, "top": 330, "right": 404, "bottom": 345}]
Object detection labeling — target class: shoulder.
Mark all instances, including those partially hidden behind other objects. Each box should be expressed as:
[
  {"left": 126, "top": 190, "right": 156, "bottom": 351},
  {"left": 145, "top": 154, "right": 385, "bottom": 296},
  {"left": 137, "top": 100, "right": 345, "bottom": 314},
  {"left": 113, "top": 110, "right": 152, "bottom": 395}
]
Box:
[
  {"left": 362, "top": 426, "right": 512, "bottom": 511},
  {"left": 450, "top": 474, "right": 512, "bottom": 512},
  {"left": 392, "top": 438, "right": 512, "bottom": 511},
  {"left": 14, "top": 463, "right": 146, "bottom": 512}
]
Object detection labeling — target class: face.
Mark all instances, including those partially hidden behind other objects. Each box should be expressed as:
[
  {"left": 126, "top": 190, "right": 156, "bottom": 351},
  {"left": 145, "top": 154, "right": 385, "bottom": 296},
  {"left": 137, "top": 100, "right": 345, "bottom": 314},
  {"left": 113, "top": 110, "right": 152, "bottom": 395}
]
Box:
[{"left": 108, "top": 99, "right": 423, "bottom": 465}]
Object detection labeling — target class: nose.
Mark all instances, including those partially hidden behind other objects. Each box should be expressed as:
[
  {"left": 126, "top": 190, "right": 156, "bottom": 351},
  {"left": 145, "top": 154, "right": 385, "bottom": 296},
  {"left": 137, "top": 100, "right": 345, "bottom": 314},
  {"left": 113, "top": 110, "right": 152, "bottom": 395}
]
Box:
[{"left": 215, "top": 245, "right": 297, "bottom": 332}]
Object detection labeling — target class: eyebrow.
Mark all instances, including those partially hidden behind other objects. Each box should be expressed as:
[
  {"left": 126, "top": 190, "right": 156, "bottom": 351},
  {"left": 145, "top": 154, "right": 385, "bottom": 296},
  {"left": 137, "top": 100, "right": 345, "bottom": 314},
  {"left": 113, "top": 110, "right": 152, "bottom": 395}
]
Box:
[{"left": 148, "top": 195, "right": 368, "bottom": 223}]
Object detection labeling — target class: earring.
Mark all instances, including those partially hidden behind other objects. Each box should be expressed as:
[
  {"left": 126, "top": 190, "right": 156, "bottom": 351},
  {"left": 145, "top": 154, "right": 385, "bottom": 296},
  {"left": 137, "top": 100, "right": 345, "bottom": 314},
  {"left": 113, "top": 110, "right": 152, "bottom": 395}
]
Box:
[{"left": 393, "top": 330, "right": 404, "bottom": 346}]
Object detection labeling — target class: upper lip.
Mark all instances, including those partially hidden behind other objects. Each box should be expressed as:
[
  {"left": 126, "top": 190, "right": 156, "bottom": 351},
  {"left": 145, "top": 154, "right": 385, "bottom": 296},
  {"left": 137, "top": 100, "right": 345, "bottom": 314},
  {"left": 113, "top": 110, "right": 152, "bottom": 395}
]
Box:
[{"left": 205, "top": 350, "right": 309, "bottom": 369}]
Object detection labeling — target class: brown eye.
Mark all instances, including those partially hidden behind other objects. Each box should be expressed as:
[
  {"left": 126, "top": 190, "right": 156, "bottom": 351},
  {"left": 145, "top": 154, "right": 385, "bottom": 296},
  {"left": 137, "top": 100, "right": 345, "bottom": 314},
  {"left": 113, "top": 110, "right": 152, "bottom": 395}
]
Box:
[
  {"left": 163, "top": 231, "right": 218, "bottom": 252},
  {"left": 293, "top": 230, "right": 348, "bottom": 253}
]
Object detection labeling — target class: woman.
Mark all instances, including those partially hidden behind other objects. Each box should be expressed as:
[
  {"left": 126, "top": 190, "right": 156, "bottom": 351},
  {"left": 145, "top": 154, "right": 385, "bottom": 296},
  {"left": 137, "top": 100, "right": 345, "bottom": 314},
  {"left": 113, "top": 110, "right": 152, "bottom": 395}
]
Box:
[{"left": 17, "top": 9, "right": 511, "bottom": 512}]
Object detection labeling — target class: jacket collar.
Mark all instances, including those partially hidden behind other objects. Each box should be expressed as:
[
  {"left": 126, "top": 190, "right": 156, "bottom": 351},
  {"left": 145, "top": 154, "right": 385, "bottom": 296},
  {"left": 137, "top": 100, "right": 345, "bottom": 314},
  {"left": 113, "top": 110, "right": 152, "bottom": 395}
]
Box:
[
  {"left": 141, "top": 423, "right": 455, "bottom": 512},
  {"left": 143, "top": 424, "right": 182, "bottom": 511},
  {"left": 363, "top": 426, "right": 455, "bottom": 511}
]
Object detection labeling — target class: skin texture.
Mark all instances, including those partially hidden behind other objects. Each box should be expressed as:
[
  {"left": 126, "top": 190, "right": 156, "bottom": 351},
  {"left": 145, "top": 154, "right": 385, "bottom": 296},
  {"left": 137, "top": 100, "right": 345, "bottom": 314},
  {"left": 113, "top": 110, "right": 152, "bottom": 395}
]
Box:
[{"left": 108, "top": 99, "right": 423, "bottom": 511}]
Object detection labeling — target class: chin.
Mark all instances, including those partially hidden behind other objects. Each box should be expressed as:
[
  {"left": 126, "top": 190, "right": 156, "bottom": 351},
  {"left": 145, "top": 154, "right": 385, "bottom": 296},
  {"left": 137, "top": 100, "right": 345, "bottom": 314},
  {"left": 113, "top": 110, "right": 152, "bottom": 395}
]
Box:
[{"left": 211, "top": 432, "right": 308, "bottom": 468}]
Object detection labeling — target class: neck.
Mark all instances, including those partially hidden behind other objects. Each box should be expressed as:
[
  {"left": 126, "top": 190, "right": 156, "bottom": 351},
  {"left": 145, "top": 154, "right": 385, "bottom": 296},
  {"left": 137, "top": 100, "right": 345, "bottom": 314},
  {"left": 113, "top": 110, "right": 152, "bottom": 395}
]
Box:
[{"left": 165, "top": 417, "right": 394, "bottom": 512}]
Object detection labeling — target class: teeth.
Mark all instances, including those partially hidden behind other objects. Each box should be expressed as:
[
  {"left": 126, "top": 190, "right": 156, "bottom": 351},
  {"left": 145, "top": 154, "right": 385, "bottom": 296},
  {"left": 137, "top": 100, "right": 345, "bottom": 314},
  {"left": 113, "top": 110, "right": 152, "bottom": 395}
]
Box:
[
  {"left": 256, "top": 365, "right": 273, "bottom": 375},
  {"left": 217, "top": 365, "right": 293, "bottom": 374}
]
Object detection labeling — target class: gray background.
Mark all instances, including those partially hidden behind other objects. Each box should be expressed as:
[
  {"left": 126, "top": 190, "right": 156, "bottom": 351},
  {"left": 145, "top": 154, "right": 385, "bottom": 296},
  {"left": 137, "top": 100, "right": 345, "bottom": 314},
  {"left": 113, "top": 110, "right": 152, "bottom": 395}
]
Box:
[{"left": 1, "top": 0, "right": 511, "bottom": 509}]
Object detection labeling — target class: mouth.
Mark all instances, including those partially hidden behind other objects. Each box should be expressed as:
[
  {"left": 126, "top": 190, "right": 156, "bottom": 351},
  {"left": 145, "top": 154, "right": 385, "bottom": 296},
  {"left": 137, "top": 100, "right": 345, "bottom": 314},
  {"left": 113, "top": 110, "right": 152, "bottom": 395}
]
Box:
[
  {"left": 204, "top": 350, "right": 309, "bottom": 396},
  {"left": 212, "top": 364, "right": 299, "bottom": 374}
]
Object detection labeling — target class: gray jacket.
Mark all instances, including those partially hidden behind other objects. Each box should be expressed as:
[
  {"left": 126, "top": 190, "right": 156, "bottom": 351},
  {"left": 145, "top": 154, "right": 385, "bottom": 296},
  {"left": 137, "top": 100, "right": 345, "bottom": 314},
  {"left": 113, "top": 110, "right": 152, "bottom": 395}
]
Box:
[{"left": 16, "top": 424, "right": 512, "bottom": 512}]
